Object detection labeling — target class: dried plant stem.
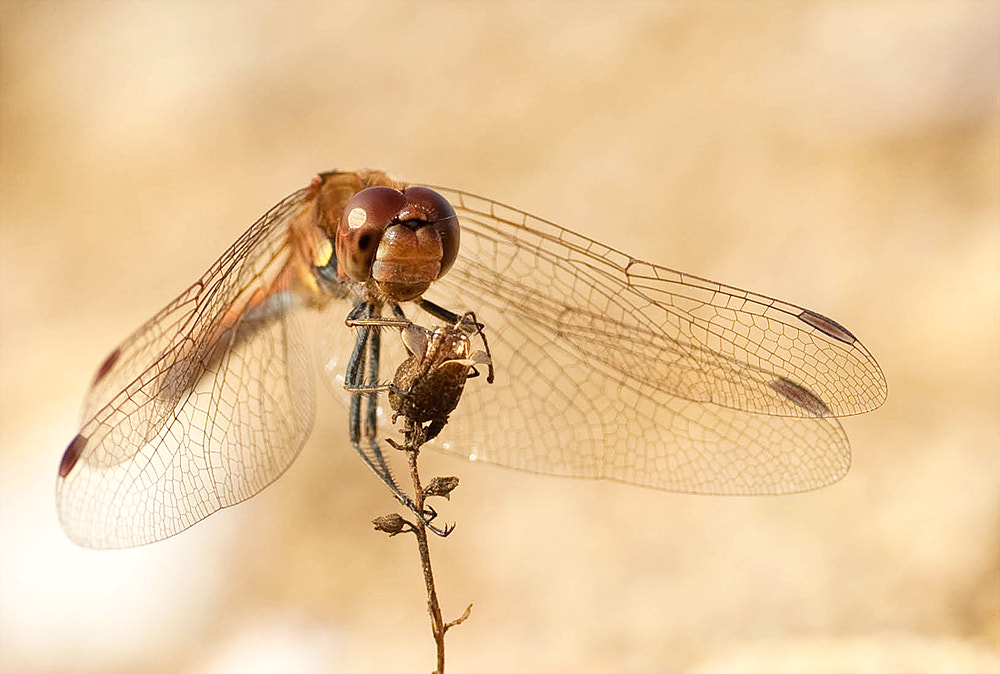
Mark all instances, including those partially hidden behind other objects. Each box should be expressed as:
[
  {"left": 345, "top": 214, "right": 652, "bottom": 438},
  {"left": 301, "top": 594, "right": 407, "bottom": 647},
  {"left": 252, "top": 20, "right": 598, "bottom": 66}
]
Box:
[
  {"left": 383, "top": 420, "right": 471, "bottom": 674},
  {"left": 406, "top": 441, "right": 448, "bottom": 673}
]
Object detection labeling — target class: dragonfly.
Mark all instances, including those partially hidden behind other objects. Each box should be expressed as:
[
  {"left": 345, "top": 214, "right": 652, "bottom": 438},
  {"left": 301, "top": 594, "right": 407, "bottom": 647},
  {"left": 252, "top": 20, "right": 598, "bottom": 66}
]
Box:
[{"left": 56, "top": 169, "right": 887, "bottom": 549}]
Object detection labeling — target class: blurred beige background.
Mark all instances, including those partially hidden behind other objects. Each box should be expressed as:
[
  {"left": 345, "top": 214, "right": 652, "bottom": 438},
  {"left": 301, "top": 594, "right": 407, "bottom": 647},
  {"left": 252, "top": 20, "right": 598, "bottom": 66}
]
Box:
[{"left": 1, "top": 2, "right": 997, "bottom": 673}]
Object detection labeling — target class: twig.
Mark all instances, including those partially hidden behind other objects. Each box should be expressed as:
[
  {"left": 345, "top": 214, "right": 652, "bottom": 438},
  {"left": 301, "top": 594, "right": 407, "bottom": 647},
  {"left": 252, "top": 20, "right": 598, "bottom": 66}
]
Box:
[
  {"left": 371, "top": 313, "right": 491, "bottom": 673},
  {"left": 375, "top": 421, "right": 472, "bottom": 674},
  {"left": 405, "top": 422, "right": 472, "bottom": 673}
]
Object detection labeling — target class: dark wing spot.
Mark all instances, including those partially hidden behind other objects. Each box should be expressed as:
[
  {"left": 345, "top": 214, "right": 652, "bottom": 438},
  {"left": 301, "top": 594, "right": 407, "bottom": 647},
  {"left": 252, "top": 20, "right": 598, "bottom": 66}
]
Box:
[
  {"left": 798, "top": 309, "right": 856, "bottom": 345},
  {"left": 93, "top": 347, "right": 121, "bottom": 385},
  {"left": 59, "top": 434, "right": 87, "bottom": 478},
  {"left": 771, "top": 376, "right": 830, "bottom": 417}
]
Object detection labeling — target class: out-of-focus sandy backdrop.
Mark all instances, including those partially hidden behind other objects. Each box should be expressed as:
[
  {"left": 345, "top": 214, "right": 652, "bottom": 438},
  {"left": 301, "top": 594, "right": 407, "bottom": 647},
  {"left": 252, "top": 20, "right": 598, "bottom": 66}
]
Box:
[{"left": 1, "top": 2, "right": 997, "bottom": 673}]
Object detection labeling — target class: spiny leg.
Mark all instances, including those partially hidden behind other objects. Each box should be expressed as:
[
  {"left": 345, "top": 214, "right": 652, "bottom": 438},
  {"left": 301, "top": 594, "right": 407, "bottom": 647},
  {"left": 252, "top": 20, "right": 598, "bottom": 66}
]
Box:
[
  {"left": 363, "top": 323, "right": 395, "bottom": 482},
  {"left": 415, "top": 297, "right": 460, "bottom": 324},
  {"left": 345, "top": 304, "right": 391, "bottom": 481}
]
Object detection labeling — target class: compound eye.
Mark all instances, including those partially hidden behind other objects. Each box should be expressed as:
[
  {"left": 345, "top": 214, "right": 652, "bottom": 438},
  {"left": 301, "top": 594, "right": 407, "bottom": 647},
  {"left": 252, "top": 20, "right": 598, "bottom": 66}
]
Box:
[
  {"left": 401, "top": 187, "right": 460, "bottom": 277},
  {"left": 336, "top": 186, "right": 407, "bottom": 282}
]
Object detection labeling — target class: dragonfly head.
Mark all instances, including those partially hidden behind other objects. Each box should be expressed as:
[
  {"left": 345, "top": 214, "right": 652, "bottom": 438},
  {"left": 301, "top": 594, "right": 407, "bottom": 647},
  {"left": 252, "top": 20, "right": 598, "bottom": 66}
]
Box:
[{"left": 336, "top": 185, "right": 460, "bottom": 302}]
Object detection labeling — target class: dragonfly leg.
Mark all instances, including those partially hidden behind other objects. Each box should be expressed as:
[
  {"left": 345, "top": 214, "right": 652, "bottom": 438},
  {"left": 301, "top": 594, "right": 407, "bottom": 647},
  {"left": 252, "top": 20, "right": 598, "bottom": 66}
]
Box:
[
  {"left": 345, "top": 310, "right": 391, "bottom": 479},
  {"left": 362, "top": 324, "right": 392, "bottom": 478},
  {"left": 343, "top": 305, "right": 407, "bottom": 394},
  {"left": 415, "top": 297, "right": 461, "bottom": 325},
  {"left": 346, "top": 302, "right": 412, "bottom": 331}
]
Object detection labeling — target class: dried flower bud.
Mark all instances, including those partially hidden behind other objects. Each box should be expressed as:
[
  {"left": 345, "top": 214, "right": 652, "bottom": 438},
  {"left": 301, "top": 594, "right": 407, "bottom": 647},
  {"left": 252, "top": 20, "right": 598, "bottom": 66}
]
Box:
[
  {"left": 372, "top": 513, "right": 408, "bottom": 536},
  {"left": 390, "top": 316, "right": 493, "bottom": 426},
  {"left": 424, "top": 476, "right": 460, "bottom": 500}
]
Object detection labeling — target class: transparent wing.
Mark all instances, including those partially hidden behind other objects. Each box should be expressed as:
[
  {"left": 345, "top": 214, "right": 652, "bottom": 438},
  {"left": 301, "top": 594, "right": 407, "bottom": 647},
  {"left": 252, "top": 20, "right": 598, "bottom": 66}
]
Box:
[
  {"left": 401, "top": 185, "right": 887, "bottom": 495},
  {"left": 57, "top": 188, "right": 319, "bottom": 548}
]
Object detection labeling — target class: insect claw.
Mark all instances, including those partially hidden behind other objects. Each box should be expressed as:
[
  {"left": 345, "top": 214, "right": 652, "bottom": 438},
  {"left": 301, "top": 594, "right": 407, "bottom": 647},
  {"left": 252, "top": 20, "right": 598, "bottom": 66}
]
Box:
[{"left": 427, "top": 520, "right": 455, "bottom": 537}]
